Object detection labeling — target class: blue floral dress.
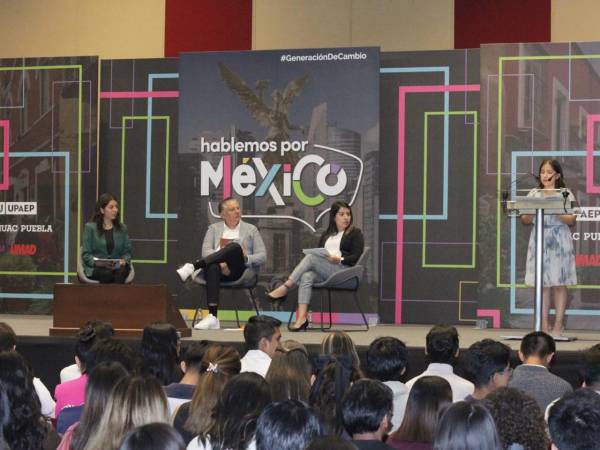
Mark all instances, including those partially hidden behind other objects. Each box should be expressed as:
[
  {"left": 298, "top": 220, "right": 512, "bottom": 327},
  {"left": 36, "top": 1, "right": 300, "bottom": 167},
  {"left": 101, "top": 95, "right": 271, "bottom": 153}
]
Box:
[{"left": 524, "top": 189, "right": 577, "bottom": 287}]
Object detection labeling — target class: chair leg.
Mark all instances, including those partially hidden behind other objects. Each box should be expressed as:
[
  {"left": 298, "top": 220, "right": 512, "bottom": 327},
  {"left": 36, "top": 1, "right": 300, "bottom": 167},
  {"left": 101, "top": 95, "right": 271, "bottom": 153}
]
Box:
[
  {"left": 234, "top": 308, "right": 240, "bottom": 328},
  {"left": 192, "top": 307, "right": 201, "bottom": 328},
  {"left": 248, "top": 288, "right": 260, "bottom": 316},
  {"left": 191, "top": 286, "right": 205, "bottom": 328},
  {"left": 352, "top": 289, "right": 369, "bottom": 331},
  {"left": 328, "top": 290, "right": 333, "bottom": 329},
  {"left": 319, "top": 290, "right": 332, "bottom": 331}
]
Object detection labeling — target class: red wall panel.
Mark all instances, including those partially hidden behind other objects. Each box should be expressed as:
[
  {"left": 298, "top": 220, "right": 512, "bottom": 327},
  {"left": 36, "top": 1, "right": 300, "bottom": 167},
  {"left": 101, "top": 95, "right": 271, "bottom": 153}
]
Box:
[
  {"left": 165, "top": 0, "right": 252, "bottom": 57},
  {"left": 455, "top": 0, "right": 551, "bottom": 49}
]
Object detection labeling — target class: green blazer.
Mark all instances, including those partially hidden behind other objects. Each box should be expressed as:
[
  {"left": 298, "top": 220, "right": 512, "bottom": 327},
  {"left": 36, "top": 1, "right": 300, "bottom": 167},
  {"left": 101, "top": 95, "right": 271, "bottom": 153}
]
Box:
[{"left": 82, "top": 222, "right": 132, "bottom": 277}]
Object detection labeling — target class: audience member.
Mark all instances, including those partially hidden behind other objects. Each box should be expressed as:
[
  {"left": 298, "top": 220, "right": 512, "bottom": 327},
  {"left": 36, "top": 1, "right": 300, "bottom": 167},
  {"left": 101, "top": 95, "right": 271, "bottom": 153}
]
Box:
[
  {"left": 0, "top": 322, "right": 55, "bottom": 417},
  {"left": 580, "top": 343, "right": 600, "bottom": 391},
  {"left": 280, "top": 339, "right": 309, "bottom": 353},
  {"left": 306, "top": 436, "right": 358, "bottom": 450},
  {"left": 57, "top": 362, "right": 129, "bottom": 449},
  {"left": 406, "top": 325, "right": 474, "bottom": 401},
  {"left": 310, "top": 355, "right": 362, "bottom": 436},
  {"left": 240, "top": 315, "right": 281, "bottom": 377},
  {"left": 165, "top": 341, "right": 209, "bottom": 414},
  {"left": 484, "top": 387, "right": 548, "bottom": 450},
  {"left": 84, "top": 375, "right": 170, "bottom": 450},
  {"left": 59, "top": 320, "right": 114, "bottom": 383},
  {"left": 266, "top": 344, "right": 311, "bottom": 402},
  {"left": 140, "top": 322, "right": 183, "bottom": 385},
  {"left": 548, "top": 388, "right": 600, "bottom": 450},
  {"left": 173, "top": 344, "right": 241, "bottom": 445},
  {"left": 85, "top": 338, "right": 139, "bottom": 373},
  {"left": 462, "top": 339, "right": 512, "bottom": 401},
  {"left": 55, "top": 336, "right": 138, "bottom": 418},
  {"left": 433, "top": 401, "right": 502, "bottom": 450},
  {"left": 187, "top": 372, "right": 271, "bottom": 450},
  {"left": 0, "top": 351, "right": 60, "bottom": 450},
  {"left": 387, "top": 376, "right": 452, "bottom": 450},
  {"left": 321, "top": 331, "right": 361, "bottom": 372},
  {"left": 119, "top": 423, "right": 185, "bottom": 450},
  {"left": 0, "top": 383, "right": 11, "bottom": 450},
  {"left": 255, "top": 400, "right": 324, "bottom": 450},
  {"left": 365, "top": 337, "right": 409, "bottom": 431},
  {"left": 508, "top": 331, "right": 572, "bottom": 411},
  {"left": 341, "top": 379, "right": 394, "bottom": 450}
]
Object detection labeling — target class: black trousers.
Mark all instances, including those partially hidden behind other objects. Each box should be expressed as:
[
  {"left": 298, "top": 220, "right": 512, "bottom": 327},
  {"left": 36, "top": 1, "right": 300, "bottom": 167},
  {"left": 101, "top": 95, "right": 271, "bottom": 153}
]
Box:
[
  {"left": 90, "top": 264, "right": 131, "bottom": 284},
  {"left": 193, "top": 243, "right": 245, "bottom": 306}
]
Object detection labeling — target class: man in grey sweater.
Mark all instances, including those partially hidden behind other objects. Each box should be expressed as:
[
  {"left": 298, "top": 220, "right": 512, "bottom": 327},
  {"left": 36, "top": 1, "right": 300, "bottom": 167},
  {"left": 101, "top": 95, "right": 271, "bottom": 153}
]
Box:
[
  {"left": 176, "top": 197, "right": 266, "bottom": 330},
  {"left": 509, "top": 331, "right": 572, "bottom": 411}
]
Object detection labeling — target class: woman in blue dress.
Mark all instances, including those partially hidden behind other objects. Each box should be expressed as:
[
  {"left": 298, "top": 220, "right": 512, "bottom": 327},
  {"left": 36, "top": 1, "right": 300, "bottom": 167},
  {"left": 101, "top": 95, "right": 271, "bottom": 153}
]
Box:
[{"left": 522, "top": 159, "right": 577, "bottom": 335}]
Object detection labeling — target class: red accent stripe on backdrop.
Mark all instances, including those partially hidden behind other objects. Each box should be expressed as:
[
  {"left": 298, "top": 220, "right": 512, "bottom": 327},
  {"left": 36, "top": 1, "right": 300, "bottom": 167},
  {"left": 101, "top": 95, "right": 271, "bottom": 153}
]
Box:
[
  {"left": 164, "top": 0, "right": 252, "bottom": 57},
  {"left": 454, "top": 0, "right": 551, "bottom": 49}
]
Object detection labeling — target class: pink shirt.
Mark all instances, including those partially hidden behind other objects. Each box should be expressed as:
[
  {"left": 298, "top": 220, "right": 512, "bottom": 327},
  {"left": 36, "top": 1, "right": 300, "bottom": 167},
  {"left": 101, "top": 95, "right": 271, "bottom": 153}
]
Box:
[{"left": 54, "top": 374, "right": 87, "bottom": 418}]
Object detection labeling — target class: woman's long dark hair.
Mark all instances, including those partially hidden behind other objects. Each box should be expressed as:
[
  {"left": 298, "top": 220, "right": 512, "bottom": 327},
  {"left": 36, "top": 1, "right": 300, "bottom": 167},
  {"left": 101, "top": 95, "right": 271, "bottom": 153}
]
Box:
[
  {"left": 319, "top": 201, "right": 354, "bottom": 243},
  {"left": 0, "top": 351, "right": 47, "bottom": 450},
  {"left": 537, "top": 159, "right": 567, "bottom": 189},
  {"left": 71, "top": 361, "right": 129, "bottom": 450},
  {"left": 92, "top": 192, "right": 122, "bottom": 234},
  {"left": 266, "top": 347, "right": 312, "bottom": 402},
  {"left": 206, "top": 372, "right": 271, "bottom": 450},
  {"left": 391, "top": 376, "right": 452, "bottom": 443},
  {"left": 309, "top": 355, "right": 361, "bottom": 436},
  {"left": 433, "top": 401, "right": 502, "bottom": 450},
  {"left": 139, "top": 322, "right": 181, "bottom": 385}
]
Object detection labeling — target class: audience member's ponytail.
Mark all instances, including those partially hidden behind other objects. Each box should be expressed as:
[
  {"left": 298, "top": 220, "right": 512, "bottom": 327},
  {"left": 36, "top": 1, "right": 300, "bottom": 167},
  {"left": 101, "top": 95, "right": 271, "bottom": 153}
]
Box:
[{"left": 184, "top": 344, "right": 241, "bottom": 436}]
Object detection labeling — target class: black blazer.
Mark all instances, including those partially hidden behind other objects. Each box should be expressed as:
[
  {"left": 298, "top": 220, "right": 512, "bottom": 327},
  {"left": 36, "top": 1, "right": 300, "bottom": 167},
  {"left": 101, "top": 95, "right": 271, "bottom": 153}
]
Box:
[{"left": 318, "top": 227, "right": 364, "bottom": 267}]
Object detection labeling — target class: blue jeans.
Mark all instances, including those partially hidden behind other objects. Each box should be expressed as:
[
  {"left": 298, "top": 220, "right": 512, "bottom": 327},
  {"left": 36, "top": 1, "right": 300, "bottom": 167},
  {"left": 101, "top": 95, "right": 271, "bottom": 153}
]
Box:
[{"left": 288, "top": 254, "right": 343, "bottom": 305}]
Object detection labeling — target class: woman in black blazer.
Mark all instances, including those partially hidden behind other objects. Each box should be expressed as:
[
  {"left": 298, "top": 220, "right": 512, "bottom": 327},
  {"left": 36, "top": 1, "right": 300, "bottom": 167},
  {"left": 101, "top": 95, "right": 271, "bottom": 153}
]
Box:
[{"left": 267, "top": 201, "right": 364, "bottom": 331}]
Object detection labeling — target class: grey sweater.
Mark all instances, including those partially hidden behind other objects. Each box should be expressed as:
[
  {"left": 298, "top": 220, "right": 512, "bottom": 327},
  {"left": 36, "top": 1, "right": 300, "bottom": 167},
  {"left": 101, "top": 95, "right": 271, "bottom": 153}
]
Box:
[{"left": 508, "top": 364, "right": 572, "bottom": 411}]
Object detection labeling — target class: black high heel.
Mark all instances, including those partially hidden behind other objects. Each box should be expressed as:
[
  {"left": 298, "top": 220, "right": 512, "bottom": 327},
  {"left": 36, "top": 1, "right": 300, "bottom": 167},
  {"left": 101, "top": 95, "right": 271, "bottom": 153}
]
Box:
[
  {"left": 266, "top": 282, "right": 291, "bottom": 310},
  {"left": 289, "top": 319, "right": 309, "bottom": 332}
]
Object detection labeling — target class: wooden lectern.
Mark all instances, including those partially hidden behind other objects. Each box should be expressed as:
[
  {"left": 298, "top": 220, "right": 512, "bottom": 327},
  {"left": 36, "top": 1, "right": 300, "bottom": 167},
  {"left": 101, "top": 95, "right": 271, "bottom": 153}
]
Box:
[{"left": 50, "top": 284, "right": 191, "bottom": 338}]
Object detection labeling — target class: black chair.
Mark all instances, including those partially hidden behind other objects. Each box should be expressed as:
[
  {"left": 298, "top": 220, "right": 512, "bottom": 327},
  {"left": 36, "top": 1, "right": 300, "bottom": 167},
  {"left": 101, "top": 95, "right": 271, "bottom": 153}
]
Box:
[
  {"left": 77, "top": 247, "right": 135, "bottom": 284},
  {"left": 287, "top": 247, "right": 370, "bottom": 332},
  {"left": 191, "top": 267, "right": 260, "bottom": 328}
]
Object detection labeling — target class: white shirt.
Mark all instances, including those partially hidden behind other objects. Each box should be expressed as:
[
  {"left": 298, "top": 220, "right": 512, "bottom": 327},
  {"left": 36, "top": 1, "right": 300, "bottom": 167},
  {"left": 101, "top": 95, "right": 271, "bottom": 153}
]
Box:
[
  {"left": 324, "top": 231, "right": 343, "bottom": 257},
  {"left": 33, "top": 377, "right": 56, "bottom": 418},
  {"left": 215, "top": 222, "right": 241, "bottom": 251},
  {"left": 187, "top": 436, "right": 256, "bottom": 450},
  {"left": 60, "top": 363, "right": 82, "bottom": 383},
  {"left": 383, "top": 380, "right": 409, "bottom": 432},
  {"left": 240, "top": 349, "right": 271, "bottom": 378},
  {"left": 405, "top": 363, "right": 474, "bottom": 402}
]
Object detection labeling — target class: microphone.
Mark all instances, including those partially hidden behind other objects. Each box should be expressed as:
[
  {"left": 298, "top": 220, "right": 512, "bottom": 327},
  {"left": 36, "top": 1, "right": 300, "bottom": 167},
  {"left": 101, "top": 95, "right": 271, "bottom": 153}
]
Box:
[
  {"left": 501, "top": 172, "right": 538, "bottom": 213},
  {"left": 501, "top": 172, "right": 538, "bottom": 199}
]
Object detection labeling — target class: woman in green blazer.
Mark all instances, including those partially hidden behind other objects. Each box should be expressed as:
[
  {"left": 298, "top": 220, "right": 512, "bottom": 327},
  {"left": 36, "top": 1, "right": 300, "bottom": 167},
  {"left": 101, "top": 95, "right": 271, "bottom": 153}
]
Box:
[{"left": 82, "top": 193, "right": 132, "bottom": 283}]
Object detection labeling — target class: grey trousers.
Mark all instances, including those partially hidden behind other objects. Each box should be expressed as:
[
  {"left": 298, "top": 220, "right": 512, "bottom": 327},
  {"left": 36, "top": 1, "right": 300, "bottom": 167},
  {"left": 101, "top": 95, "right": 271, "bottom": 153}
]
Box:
[{"left": 289, "top": 254, "right": 344, "bottom": 305}]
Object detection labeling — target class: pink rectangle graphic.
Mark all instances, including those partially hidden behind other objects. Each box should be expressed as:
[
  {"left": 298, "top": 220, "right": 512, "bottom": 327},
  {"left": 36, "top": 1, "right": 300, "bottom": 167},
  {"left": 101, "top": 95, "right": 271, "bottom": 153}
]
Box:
[
  {"left": 395, "top": 84, "right": 480, "bottom": 324},
  {"left": 223, "top": 155, "right": 231, "bottom": 198},
  {"left": 0, "top": 120, "right": 9, "bottom": 190},
  {"left": 477, "top": 308, "right": 501, "bottom": 329},
  {"left": 586, "top": 114, "right": 600, "bottom": 194},
  {"left": 99, "top": 91, "right": 179, "bottom": 99}
]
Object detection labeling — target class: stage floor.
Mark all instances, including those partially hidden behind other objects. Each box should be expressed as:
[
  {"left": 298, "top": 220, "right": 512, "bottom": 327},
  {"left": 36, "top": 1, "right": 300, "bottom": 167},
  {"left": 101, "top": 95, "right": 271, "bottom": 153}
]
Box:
[{"left": 4, "top": 314, "right": 600, "bottom": 351}]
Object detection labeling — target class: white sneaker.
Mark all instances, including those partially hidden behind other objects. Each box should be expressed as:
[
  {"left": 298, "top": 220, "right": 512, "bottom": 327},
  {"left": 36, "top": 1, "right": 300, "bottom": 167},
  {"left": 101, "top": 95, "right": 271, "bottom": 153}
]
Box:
[
  {"left": 192, "top": 268, "right": 203, "bottom": 279},
  {"left": 194, "top": 314, "right": 220, "bottom": 330},
  {"left": 176, "top": 263, "right": 195, "bottom": 282}
]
